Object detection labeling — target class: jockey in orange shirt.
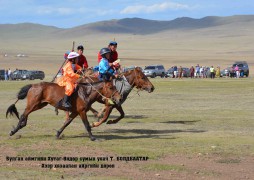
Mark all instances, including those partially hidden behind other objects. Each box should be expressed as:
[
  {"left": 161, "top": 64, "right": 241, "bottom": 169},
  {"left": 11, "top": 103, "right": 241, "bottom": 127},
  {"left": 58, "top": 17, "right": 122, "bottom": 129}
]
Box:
[{"left": 57, "top": 52, "right": 82, "bottom": 109}]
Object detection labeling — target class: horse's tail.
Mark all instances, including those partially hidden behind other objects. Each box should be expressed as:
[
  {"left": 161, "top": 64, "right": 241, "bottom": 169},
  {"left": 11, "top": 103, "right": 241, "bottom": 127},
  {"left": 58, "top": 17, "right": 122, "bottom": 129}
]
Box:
[
  {"left": 17, "top": 84, "right": 32, "bottom": 100},
  {"left": 6, "top": 84, "right": 32, "bottom": 119}
]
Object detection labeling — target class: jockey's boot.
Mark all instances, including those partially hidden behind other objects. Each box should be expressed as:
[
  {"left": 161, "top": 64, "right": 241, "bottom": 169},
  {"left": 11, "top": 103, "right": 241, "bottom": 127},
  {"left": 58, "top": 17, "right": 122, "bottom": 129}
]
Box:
[{"left": 62, "top": 95, "right": 72, "bottom": 109}]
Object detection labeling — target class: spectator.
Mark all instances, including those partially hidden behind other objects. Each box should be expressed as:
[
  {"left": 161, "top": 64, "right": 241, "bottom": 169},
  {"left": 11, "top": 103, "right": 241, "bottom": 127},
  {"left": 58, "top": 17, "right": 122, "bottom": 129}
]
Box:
[
  {"left": 216, "top": 66, "right": 221, "bottom": 78},
  {"left": 203, "top": 66, "right": 208, "bottom": 78},
  {"left": 210, "top": 66, "right": 215, "bottom": 79},
  {"left": 173, "top": 65, "right": 177, "bottom": 78},
  {"left": 5, "top": 69, "right": 8, "bottom": 81},
  {"left": 234, "top": 65, "right": 240, "bottom": 78},
  {"left": 178, "top": 66, "right": 183, "bottom": 79},
  {"left": 190, "top": 66, "right": 195, "bottom": 78},
  {"left": 195, "top": 64, "right": 200, "bottom": 78},
  {"left": 8, "top": 68, "right": 12, "bottom": 80},
  {"left": 200, "top": 66, "right": 204, "bottom": 78}
]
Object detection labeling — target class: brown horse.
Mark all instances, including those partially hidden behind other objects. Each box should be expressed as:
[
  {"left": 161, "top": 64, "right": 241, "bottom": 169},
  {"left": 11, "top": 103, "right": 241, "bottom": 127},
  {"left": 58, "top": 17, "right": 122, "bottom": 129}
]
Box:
[
  {"left": 81, "top": 67, "right": 155, "bottom": 127},
  {"left": 6, "top": 81, "right": 122, "bottom": 141}
]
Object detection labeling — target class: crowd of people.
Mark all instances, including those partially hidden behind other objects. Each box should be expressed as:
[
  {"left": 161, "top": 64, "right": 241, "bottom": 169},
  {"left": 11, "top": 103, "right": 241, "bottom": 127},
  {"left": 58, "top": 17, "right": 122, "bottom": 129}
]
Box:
[
  {"left": 2, "top": 68, "right": 19, "bottom": 80},
  {"left": 171, "top": 64, "right": 222, "bottom": 79}
]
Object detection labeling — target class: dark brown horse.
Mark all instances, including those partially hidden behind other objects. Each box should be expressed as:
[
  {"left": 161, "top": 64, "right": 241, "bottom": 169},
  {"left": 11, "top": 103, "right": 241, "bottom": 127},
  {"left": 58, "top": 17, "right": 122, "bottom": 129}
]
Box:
[
  {"left": 81, "top": 67, "right": 155, "bottom": 127},
  {"left": 6, "top": 81, "right": 122, "bottom": 141}
]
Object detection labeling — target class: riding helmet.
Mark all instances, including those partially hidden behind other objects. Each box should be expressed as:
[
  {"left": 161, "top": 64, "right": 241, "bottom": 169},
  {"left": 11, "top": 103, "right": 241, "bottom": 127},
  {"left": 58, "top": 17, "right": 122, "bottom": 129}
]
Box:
[
  {"left": 100, "top": 48, "right": 111, "bottom": 56},
  {"left": 67, "top": 52, "right": 79, "bottom": 59}
]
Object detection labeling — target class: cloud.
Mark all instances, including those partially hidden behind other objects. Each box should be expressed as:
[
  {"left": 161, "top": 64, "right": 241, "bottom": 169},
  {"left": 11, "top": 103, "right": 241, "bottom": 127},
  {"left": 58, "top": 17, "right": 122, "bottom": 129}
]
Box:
[
  {"left": 36, "top": 6, "right": 74, "bottom": 15},
  {"left": 35, "top": 5, "right": 116, "bottom": 17},
  {"left": 121, "top": 2, "right": 191, "bottom": 14}
]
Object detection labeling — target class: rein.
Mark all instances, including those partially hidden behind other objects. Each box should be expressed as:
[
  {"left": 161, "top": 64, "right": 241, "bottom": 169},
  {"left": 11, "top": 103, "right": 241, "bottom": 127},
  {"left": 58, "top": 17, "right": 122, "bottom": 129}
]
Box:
[{"left": 79, "top": 80, "right": 117, "bottom": 105}]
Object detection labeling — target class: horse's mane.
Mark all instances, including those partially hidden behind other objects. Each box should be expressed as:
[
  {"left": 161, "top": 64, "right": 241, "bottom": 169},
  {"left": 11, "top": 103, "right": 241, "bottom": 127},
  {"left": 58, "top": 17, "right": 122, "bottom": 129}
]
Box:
[{"left": 121, "top": 67, "right": 141, "bottom": 77}]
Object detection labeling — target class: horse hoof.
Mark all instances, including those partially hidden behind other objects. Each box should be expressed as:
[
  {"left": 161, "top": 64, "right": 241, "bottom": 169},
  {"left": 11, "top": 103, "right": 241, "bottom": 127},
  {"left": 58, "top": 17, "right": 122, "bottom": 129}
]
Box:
[
  {"left": 56, "top": 131, "right": 61, "bottom": 139},
  {"left": 92, "top": 122, "right": 99, "bottom": 127},
  {"left": 90, "top": 136, "right": 96, "bottom": 141},
  {"left": 106, "top": 120, "right": 113, "bottom": 124},
  {"left": 9, "top": 131, "right": 14, "bottom": 136}
]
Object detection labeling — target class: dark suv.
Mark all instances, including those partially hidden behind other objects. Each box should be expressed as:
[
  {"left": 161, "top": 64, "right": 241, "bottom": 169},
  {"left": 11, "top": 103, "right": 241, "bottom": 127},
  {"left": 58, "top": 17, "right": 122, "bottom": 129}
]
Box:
[
  {"left": 12, "top": 70, "right": 45, "bottom": 80},
  {"left": 12, "top": 70, "right": 29, "bottom": 80},
  {"left": 21, "top": 71, "right": 45, "bottom": 80}
]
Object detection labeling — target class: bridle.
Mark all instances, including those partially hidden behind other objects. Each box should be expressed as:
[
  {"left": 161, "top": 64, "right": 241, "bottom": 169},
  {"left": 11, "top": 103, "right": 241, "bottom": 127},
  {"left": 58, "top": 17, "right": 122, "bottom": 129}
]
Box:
[{"left": 124, "top": 69, "right": 143, "bottom": 91}]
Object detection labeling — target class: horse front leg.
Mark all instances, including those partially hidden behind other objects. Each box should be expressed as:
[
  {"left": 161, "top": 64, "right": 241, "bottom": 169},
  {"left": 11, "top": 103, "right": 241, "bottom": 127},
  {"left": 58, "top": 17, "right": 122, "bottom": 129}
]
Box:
[
  {"left": 106, "top": 105, "right": 125, "bottom": 124},
  {"left": 56, "top": 112, "right": 78, "bottom": 139},
  {"left": 96, "top": 106, "right": 106, "bottom": 119},
  {"left": 92, "top": 106, "right": 113, "bottom": 127},
  {"left": 89, "top": 106, "right": 99, "bottom": 117},
  {"left": 79, "top": 111, "right": 95, "bottom": 141}
]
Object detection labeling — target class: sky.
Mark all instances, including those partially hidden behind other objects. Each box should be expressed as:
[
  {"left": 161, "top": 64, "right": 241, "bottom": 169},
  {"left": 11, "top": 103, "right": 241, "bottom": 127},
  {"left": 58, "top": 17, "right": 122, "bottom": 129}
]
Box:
[{"left": 0, "top": 0, "right": 253, "bottom": 28}]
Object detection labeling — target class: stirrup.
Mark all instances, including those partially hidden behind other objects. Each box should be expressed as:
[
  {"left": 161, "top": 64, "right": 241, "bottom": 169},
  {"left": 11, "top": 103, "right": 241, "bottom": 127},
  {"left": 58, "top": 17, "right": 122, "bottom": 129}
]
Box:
[{"left": 62, "top": 102, "right": 72, "bottom": 109}]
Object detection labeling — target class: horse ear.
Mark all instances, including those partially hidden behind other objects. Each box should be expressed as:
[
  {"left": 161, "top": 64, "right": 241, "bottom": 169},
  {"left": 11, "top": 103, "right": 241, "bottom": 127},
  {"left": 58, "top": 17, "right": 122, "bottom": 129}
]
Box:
[{"left": 135, "top": 67, "right": 141, "bottom": 71}]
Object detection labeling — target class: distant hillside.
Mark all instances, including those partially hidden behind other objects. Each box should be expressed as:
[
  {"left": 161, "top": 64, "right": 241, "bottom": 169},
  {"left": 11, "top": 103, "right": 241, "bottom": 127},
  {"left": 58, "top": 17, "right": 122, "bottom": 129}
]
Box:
[
  {"left": 1, "top": 15, "right": 254, "bottom": 38},
  {"left": 0, "top": 23, "right": 61, "bottom": 39},
  {"left": 65, "top": 15, "right": 254, "bottom": 35}
]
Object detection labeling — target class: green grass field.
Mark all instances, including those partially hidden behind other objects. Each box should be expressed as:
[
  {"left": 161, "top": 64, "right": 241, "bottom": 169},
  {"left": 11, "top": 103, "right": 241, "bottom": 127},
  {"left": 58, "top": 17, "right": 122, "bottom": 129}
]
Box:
[{"left": 0, "top": 78, "right": 253, "bottom": 179}]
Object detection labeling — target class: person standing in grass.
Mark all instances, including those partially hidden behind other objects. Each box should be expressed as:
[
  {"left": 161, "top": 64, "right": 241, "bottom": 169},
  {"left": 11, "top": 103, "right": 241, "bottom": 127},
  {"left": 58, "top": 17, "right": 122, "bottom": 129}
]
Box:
[
  {"left": 4, "top": 69, "right": 8, "bottom": 81},
  {"left": 190, "top": 66, "right": 195, "bottom": 78},
  {"left": 8, "top": 68, "right": 12, "bottom": 80},
  {"left": 210, "top": 66, "right": 215, "bottom": 79},
  {"left": 234, "top": 65, "right": 240, "bottom": 78},
  {"left": 216, "top": 66, "right": 221, "bottom": 78},
  {"left": 173, "top": 65, "right": 177, "bottom": 78},
  {"left": 195, "top": 64, "right": 200, "bottom": 78},
  {"left": 178, "top": 66, "right": 183, "bottom": 79}
]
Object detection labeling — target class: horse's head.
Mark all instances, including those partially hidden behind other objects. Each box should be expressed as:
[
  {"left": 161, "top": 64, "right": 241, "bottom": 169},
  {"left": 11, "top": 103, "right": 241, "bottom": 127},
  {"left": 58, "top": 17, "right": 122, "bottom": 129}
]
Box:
[
  {"left": 102, "top": 81, "right": 122, "bottom": 105},
  {"left": 126, "top": 67, "right": 155, "bottom": 93}
]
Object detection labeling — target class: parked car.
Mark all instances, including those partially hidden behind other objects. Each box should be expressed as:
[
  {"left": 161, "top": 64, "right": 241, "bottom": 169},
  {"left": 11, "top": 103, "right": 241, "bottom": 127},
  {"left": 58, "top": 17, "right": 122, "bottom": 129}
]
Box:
[
  {"left": 12, "top": 70, "right": 45, "bottom": 80},
  {"left": 222, "top": 61, "right": 249, "bottom": 77},
  {"left": 143, "top": 65, "right": 165, "bottom": 78},
  {"left": 12, "top": 70, "right": 29, "bottom": 80},
  {"left": 21, "top": 70, "right": 45, "bottom": 80},
  {"left": 221, "top": 67, "right": 230, "bottom": 77},
  {"left": 165, "top": 67, "right": 174, "bottom": 78},
  {"left": 0, "top": 69, "right": 5, "bottom": 80}
]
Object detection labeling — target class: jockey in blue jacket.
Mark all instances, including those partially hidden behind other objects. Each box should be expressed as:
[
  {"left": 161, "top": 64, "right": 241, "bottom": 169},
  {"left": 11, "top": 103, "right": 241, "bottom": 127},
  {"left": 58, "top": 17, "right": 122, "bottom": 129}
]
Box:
[{"left": 98, "top": 48, "right": 115, "bottom": 81}]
